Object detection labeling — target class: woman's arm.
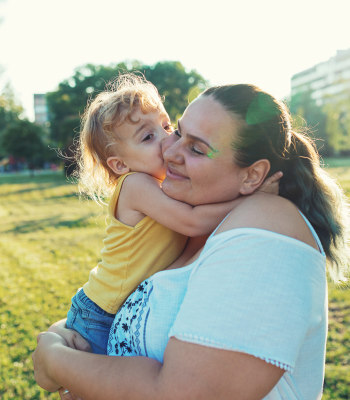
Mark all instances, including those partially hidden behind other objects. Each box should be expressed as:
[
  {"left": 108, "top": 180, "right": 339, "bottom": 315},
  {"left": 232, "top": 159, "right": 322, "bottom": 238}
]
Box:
[{"left": 33, "top": 332, "right": 283, "bottom": 400}]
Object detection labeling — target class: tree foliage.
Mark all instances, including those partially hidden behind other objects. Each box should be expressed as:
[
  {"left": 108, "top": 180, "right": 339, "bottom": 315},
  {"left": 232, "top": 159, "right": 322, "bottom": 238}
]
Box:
[
  {"left": 0, "top": 84, "right": 24, "bottom": 158},
  {"left": 290, "top": 87, "right": 350, "bottom": 156},
  {"left": 1, "top": 119, "right": 48, "bottom": 167},
  {"left": 323, "top": 93, "right": 350, "bottom": 155},
  {"left": 46, "top": 60, "right": 208, "bottom": 151},
  {"left": 141, "top": 61, "right": 207, "bottom": 122},
  {"left": 289, "top": 89, "right": 330, "bottom": 156}
]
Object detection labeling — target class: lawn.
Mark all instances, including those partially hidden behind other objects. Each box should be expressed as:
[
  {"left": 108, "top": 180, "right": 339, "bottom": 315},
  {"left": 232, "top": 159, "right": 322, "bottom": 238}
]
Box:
[{"left": 0, "top": 163, "right": 349, "bottom": 399}]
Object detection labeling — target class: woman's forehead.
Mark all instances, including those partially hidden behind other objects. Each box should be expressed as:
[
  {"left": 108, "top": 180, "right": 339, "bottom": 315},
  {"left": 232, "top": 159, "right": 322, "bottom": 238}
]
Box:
[
  {"left": 184, "top": 96, "right": 229, "bottom": 124},
  {"left": 180, "top": 96, "right": 235, "bottom": 145}
]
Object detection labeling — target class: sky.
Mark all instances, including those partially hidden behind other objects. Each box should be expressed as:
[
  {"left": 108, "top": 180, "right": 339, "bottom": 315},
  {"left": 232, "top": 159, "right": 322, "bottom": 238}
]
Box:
[{"left": 1, "top": 0, "right": 350, "bottom": 121}]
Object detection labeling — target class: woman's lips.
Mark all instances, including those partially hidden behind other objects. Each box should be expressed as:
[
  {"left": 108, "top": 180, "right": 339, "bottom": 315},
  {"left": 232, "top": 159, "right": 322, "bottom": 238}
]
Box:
[{"left": 166, "top": 165, "right": 188, "bottom": 180}]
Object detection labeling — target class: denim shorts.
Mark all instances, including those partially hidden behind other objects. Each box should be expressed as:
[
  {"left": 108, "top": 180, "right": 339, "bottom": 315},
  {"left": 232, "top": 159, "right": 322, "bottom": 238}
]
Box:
[{"left": 66, "top": 288, "right": 115, "bottom": 354}]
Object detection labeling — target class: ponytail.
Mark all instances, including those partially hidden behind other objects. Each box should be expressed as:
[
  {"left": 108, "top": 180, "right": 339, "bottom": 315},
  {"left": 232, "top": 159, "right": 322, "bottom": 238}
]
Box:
[
  {"left": 202, "top": 84, "right": 350, "bottom": 281},
  {"left": 279, "top": 131, "right": 349, "bottom": 281}
]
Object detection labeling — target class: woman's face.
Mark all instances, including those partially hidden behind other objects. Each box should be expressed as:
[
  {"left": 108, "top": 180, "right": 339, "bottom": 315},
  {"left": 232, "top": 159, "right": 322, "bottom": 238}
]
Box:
[{"left": 161, "top": 95, "right": 246, "bottom": 205}]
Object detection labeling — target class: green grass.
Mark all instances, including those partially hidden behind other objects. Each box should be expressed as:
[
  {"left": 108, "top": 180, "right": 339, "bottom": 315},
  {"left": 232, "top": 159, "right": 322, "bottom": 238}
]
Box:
[
  {"left": 0, "top": 172, "right": 105, "bottom": 399},
  {"left": 0, "top": 163, "right": 349, "bottom": 399},
  {"left": 323, "top": 157, "right": 350, "bottom": 169}
]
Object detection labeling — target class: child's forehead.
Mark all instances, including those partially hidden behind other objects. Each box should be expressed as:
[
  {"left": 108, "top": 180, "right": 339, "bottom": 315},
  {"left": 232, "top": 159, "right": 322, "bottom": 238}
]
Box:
[
  {"left": 129, "top": 104, "right": 169, "bottom": 121},
  {"left": 158, "top": 108, "right": 170, "bottom": 119}
]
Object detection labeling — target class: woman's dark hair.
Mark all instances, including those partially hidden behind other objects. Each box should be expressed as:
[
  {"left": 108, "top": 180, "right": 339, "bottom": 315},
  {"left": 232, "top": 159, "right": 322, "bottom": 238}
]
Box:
[{"left": 203, "top": 84, "right": 349, "bottom": 281}]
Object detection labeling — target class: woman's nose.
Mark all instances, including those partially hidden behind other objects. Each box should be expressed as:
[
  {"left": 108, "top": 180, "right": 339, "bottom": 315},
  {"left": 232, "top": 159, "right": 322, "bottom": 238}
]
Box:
[
  {"left": 161, "top": 134, "right": 183, "bottom": 164},
  {"left": 161, "top": 133, "right": 174, "bottom": 152}
]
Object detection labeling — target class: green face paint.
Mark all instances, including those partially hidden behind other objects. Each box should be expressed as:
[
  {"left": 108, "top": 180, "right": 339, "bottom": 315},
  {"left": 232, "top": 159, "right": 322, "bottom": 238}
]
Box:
[
  {"left": 246, "top": 93, "right": 280, "bottom": 125},
  {"left": 207, "top": 148, "right": 219, "bottom": 159}
]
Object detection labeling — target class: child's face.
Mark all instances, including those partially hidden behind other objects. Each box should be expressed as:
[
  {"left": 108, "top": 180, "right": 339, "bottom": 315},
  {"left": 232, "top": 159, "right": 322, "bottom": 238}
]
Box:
[{"left": 111, "top": 107, "right": 173, "bottom": 180}]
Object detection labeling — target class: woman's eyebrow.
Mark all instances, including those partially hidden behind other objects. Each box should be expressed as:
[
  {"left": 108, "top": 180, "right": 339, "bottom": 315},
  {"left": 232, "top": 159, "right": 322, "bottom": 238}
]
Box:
[{"left": 177, "top": 120, "right": 215, "bottom": 151}]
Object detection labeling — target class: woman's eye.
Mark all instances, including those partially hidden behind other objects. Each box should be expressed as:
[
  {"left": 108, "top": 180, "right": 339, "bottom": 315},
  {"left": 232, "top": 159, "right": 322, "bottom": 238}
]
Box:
[
  {"left": 191, "top": 145, "right": 205, "bottom": 155},
  {"left": 142, "top": 133, "right": 153, "bottom": 142},
  {"left": 173, "top": 129, "right": 181, "bottom": 138}
]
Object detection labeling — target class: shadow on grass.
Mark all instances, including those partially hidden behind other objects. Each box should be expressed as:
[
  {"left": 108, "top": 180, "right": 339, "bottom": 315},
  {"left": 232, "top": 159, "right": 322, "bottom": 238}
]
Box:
[
  {"left": 0, "top": 182, "right": 73, "bottom": 197},
  {"left": 0, "top": 172, "right": 78, "bottom": 198},
  {"left": 4, "top": 215, "right": 96, "bottom": 234},
  {"left": 0, "top": 171, "right": 74, "bottom": 186},
  {"left": 44, "top": 192, "right": 79, "bottom": 201}
]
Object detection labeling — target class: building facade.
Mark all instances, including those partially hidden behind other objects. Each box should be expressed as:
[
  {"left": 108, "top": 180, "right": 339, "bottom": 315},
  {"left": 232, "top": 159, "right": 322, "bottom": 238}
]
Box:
[
  {"left": 291, "top": 48, "right": 350, "bottom": 106},
  {"left": 34, "top": 93, "right": 49, "bottom": 125}
]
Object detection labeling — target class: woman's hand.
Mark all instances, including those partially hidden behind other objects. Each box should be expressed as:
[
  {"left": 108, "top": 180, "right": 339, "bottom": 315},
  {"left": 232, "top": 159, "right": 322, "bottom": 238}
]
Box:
[
  {"left": 32, "top": 321, "right": 90, "bottom": 398},
  {"left": 32, "top": 331, "right": 68, "bottom": 392},
  {"left": 48, "top": 319, "right": 91, "bottom": 352}
]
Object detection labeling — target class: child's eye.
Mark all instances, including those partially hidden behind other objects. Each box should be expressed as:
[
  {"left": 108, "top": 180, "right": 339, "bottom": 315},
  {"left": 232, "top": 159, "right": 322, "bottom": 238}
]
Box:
[
  {"left": 142, "top": 133, "right": 153, "bottom": 142},
  {"left": 164, "top": 124, "right": 174, "bottom": 133}
]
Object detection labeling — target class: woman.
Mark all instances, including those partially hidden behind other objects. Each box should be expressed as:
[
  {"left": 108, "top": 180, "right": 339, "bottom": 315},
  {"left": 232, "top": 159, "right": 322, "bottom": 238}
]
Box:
[{"left": 33, "top": 84, "right": 349, "bottom": 400}]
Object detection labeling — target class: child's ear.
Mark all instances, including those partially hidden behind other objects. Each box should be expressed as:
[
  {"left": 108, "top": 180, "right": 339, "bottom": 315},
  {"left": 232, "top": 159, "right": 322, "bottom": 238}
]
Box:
[
  {"left": 107, "top": 156, "right": 130, "bottom": 176},
  {"left": 239, "top": 159, "right": 270, "bottom": 195}
]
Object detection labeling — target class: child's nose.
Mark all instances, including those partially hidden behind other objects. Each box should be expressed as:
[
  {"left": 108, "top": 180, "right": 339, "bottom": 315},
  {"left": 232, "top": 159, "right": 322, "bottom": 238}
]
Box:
[{"left": 157, "top": 129, "right": 169, "bottom": 141}]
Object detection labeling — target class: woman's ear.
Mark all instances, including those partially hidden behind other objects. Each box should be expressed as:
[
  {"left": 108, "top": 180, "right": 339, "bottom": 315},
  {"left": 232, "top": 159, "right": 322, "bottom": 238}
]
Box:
[
  {"left": 107, "top": 156, "right": 130, "bottom": 176},
  {"left": 239, "top": 159, "right": 270, "bottom": 195}
]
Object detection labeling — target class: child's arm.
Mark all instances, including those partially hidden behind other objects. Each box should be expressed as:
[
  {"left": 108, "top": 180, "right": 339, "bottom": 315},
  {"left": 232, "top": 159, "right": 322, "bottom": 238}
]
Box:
[
  {"left": 119, "top": 173, "right": 236, "bottom": 236},
  {"left": 119, "top": 172, "right": 281, "bottom": 237}
]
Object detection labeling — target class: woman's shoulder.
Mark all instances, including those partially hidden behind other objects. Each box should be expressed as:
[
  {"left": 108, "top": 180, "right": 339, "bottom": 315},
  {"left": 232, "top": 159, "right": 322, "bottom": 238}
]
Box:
[{"left": 216, "top": 193, "right": 319, "bottom": 250}]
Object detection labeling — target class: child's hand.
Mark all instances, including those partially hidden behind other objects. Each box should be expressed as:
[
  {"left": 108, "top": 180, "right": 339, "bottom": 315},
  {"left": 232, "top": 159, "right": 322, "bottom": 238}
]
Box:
[
  {"left": 48, "top": 319, "right": 91, "bottom": 352},
  {"left": 258, "top": 171, "right": 283, "bottom": 195}
]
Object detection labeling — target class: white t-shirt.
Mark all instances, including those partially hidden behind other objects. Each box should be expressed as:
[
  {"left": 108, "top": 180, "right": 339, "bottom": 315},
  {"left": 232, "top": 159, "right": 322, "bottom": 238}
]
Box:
[{"left": 108, "top": 213, "right": 327, "bottom": 400}]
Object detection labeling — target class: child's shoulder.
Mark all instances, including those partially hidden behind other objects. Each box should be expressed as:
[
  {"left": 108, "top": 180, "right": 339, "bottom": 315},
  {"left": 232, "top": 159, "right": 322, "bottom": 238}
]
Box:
[
  {"left": 121, "top": 172, "right": 162, "bottom": 194},
  {"left": 115, "top": 173, "right": 162, "bottom": 224},
  {"left": 123, "top": 172, "right": 162, "bottom": 185}
]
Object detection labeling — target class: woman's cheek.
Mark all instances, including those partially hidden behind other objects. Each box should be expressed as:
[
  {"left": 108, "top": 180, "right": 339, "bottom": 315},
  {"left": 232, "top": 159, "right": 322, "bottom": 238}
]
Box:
[{"left": 185, "top": 156, "right": 205, "bottom": 180}]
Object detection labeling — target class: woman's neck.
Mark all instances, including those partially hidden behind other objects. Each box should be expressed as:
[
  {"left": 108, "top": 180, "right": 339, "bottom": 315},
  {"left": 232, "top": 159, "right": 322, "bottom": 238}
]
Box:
[{"left": 165, "top": 235, "right": 208, "bottom": 270}]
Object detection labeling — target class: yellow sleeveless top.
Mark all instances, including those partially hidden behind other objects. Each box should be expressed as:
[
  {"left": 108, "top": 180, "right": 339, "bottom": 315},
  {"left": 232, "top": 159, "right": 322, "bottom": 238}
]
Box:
[{"left": 83, "top": 173, "right": 187, "bottom": 313}]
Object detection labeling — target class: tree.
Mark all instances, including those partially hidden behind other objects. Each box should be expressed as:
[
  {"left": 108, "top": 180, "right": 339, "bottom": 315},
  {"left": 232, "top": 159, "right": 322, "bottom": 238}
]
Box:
[
  {"left": 289, "top": 89, "right": 330, "bottom": 156},
  {"left": 1, "top": 119, "right": 48, "bottom": 168},
  {"left": 46, "top": 60, "right": 208, "bottom": 152},
  {"left": 141, "top": 61, "right": 207, "bottom": 122},
  {"left": 323, "top": 93, "right": 350, "bottom": 156},
  {"left": 0, "top": 84, "right": 24, "bottom": 158}
]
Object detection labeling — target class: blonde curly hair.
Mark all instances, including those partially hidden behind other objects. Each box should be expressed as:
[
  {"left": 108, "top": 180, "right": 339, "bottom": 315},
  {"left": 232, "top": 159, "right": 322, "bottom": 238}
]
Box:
[{"left": 76, "top": 73, "right": 165, "bottom": 202}]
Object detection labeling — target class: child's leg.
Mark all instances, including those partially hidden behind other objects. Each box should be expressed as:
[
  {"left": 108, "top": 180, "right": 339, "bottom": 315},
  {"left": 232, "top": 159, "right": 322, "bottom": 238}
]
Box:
[{"left": 66, "top": 288, "right": 115, "bottom": 354}]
